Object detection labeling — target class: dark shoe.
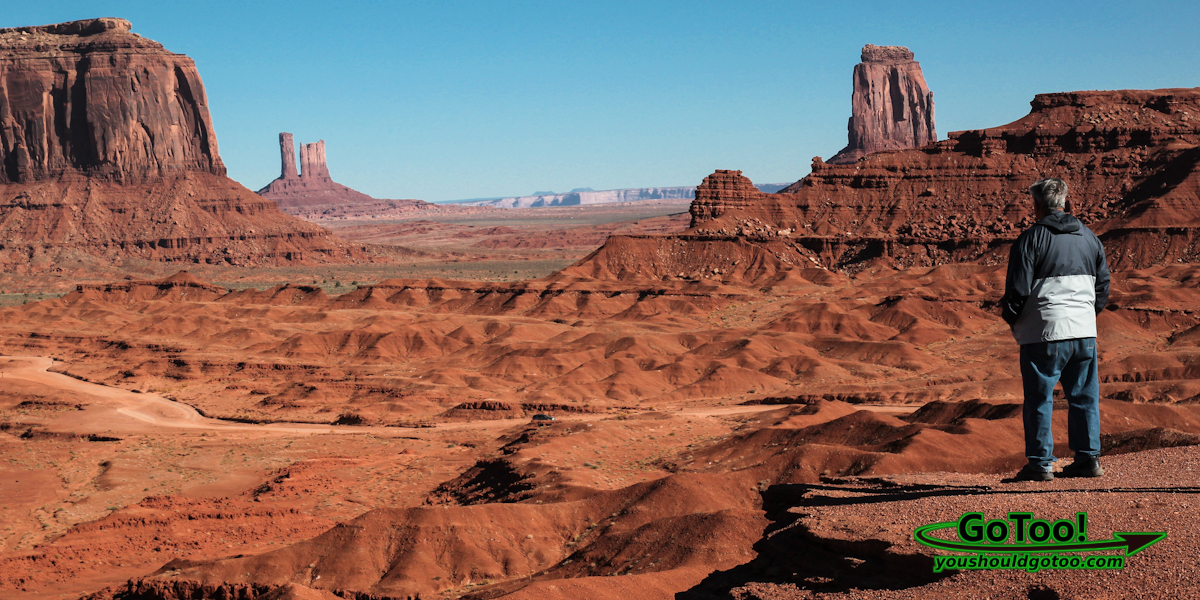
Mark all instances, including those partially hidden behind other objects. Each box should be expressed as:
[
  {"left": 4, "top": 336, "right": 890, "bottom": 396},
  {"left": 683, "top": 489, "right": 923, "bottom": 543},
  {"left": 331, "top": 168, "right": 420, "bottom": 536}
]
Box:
[
  {"left": 1060, "top": 456, "right": 1104, "bottom": 478},
  {"left": 1013, "top": 463, "right": 1054, "bottom": 481}
]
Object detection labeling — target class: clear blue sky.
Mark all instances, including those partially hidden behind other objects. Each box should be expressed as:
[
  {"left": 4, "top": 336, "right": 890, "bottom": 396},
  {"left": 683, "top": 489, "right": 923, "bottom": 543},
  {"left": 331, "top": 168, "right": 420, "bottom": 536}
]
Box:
[{"left": 9, "top": 2, "right": 1200, "bottom": 202}]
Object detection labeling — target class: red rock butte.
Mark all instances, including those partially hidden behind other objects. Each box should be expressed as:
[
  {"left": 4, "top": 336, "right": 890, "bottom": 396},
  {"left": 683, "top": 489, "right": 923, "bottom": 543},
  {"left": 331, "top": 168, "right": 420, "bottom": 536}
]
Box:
[
  {"left": 677, "top": 87, "right": 1200, "bottom": 275},
  {"left": 257, "top": 133, "right": 435, "bottom": 217},
  {"left": 0, "top": 17, "right": 222, "bottom": 183},
  {"left": 0, "top": 18, "right": 357, "bottom": 269},
  {"left": 828, "top": 44, "right": 937, "bottom": 165}
]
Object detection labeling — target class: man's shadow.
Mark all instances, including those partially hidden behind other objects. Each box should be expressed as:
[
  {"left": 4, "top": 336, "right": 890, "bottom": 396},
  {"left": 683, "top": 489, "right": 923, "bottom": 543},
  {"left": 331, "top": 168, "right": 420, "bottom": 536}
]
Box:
[{"left": 675, "top": 481, "right": 1198, "bottom": 599}]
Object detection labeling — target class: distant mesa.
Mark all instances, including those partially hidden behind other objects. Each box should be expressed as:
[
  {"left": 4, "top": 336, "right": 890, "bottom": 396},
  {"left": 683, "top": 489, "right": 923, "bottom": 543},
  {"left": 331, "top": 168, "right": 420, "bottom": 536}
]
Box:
[
  {"left": 827, "top": 44, "right": 936, "bottom": 164},
  {"left": 462, "top": 187, "right": 695, "bottom": 208},
  {"left": 257, "top": 133, "right": 435, "bottom": 217},
  {"left": 459, "top": 183, "right": 788, "bottom": 209},
  {"left": 0, "top": 18, "right": 354, "bottom": 270}
]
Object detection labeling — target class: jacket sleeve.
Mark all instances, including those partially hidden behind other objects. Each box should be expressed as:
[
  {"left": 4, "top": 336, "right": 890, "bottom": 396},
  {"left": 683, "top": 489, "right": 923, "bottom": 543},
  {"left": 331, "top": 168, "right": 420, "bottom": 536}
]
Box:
[
  {"left": 1001, "top": 230, "right": 1037, "bottom": 325},
  {"left": 1093, "top": 235, "right": 1110, "bottom": 313}
]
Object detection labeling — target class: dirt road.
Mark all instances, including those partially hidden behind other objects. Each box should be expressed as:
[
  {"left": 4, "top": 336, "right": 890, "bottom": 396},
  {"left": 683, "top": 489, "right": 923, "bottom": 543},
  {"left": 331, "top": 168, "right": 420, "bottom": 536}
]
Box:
[
  {"left": 0, "top": 356, "right": 908, "bottom": 438},
  {"left": 0, "top": 356, "right": 445, "bottom": 437}
]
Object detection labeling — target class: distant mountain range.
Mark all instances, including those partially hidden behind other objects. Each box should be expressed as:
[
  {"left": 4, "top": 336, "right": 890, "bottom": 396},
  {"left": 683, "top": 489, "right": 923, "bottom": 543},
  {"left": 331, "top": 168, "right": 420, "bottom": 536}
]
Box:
[{"left": 445, "top": 183, "right": 791, "bottom": 208}]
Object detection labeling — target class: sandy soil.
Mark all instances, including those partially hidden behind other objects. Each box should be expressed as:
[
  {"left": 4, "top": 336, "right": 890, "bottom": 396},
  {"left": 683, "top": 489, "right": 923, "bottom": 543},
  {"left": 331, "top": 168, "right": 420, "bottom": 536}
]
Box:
[
  {"left": 0, "top": 351, "right": 777, "bottom": 598},
  {"left": 1, "top": 257, "right": 1198, "bottom": 599}
]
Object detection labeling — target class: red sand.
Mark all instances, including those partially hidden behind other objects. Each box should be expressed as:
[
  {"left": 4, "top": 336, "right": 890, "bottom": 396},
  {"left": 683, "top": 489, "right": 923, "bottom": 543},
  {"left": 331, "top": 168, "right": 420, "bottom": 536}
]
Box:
[{"left": 1, "top": 262, "right": 1198, "bottom": 599}]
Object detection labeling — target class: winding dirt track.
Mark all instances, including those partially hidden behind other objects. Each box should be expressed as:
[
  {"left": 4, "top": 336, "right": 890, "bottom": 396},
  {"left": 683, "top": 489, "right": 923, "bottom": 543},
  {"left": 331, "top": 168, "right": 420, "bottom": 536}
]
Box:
[
  {"left": 0, "top": 356, "right": 510, "bottom": 437},
  {"left": 0, "top": 356, "right": 911, "bottom": 439}
]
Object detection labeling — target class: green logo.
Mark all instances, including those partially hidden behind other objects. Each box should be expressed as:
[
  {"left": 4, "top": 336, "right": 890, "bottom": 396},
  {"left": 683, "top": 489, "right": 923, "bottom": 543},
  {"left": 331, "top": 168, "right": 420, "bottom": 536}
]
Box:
[{"left": 914, "top": 512, "right": 1165, "bottom": 573}]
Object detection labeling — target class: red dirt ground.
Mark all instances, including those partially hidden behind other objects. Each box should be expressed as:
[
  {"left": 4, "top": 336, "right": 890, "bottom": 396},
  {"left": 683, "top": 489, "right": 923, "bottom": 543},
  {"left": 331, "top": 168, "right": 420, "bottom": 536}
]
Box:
[{"left": 0, "top": 258, "right": 1197, "bottom": 599}]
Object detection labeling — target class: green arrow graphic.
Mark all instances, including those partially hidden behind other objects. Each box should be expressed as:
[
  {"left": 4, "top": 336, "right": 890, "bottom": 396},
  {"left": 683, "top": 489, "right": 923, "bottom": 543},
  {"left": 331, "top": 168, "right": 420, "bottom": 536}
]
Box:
[{"left": 914, "top": 521, "right": 1166, "bottom": 556}]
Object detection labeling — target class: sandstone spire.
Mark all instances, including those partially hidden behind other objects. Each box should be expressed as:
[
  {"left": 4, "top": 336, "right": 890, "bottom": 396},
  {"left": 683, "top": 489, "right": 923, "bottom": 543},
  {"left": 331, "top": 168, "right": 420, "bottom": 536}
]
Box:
[
  {"left": 259, "top": 135, "right": 389, "bottom": 213},
  {"left": 828, "top": 44, "right": 936, "bottom": 164},
  {"left": 279, "top": 133, "right": 298, "bottom": 180},
  {"left": 259, "top": 134, "right": 437, "bottom": 216},
  {"left": 299, "top": 140, "right": 331, "bottom": 181}
]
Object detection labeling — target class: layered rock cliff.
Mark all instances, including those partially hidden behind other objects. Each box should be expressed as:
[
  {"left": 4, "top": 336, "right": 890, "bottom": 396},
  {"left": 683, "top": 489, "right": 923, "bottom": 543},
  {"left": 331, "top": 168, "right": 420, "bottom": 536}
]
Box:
[
  {"left": 682, "top": 88, "right": 1200, "bottom": 272},
  {"left": 0, "top": 18, "right": 224, "bottom": 183},
  {"left": 0, "top": 19, "right": 357, "bottom": 269},
  {"left": 828, "top": 44, "right": 936, "bottom": 165}
]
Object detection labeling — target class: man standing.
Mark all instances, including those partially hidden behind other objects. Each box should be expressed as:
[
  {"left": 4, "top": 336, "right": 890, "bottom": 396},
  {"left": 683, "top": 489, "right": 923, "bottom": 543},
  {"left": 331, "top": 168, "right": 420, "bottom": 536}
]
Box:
[{"left": 1001, "top": 177, "right": 1110, "bottom": 481}]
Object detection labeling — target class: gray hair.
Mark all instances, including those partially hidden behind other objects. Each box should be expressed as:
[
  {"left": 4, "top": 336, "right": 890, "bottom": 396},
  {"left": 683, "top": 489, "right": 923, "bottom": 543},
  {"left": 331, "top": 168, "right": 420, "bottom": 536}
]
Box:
[{"left": 1029, "top": 178, "right": 1068, "bottom": 212}]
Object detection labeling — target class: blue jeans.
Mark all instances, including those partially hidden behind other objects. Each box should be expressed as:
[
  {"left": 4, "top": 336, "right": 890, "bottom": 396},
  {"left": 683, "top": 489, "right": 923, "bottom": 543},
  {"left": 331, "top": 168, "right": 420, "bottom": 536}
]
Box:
[{"left": 1020, "top": 338, "right": 1101, "bottom": 470}]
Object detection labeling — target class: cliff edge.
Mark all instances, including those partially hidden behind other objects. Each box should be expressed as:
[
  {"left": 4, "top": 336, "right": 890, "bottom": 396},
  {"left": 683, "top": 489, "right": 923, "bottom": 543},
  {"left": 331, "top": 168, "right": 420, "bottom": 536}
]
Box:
[{"left": 0, "top": 19, "right": 358, "bottom": 270}]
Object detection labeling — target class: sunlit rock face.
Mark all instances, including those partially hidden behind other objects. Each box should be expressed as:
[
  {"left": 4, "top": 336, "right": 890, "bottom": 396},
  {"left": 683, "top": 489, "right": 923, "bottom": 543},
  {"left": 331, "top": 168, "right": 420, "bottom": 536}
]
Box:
[
  {"left": 0, "top": 18, "right": 225, "bottom": 183},
  {"left": 0, "top": 19, "right": 356, "bottom": 269},
  {"left": 690, "top": 88, "right": 1200, "bottom": 271},
  {"left": 828, "top": 44, "right": 936, "bottom": 165}
]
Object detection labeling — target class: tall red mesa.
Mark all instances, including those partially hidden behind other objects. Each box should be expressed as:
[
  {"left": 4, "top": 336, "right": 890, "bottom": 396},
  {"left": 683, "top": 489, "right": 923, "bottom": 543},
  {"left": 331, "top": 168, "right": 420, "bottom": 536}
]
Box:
[{"left": 0, "top": 18, "right": 354, "bottom": 270}]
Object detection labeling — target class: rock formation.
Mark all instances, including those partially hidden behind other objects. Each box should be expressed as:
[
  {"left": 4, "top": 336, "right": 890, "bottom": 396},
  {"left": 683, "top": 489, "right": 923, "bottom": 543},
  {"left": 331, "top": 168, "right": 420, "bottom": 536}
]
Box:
[
  {"left": 681, "top": 88, "right": 1200, "bottom": 272},
  {"left": 458, "top": 184, "right": 788, "bottom": 209},
  {"left": 257, "top": 133, "right": 433, "bottom": 216},
  {"left": 299, "top": 140, "right": 331, "bottom": 181},
  {"left": 278, "top": 133, "right": 298, "bottom": 180},
  {"left": 0, "top": 17, "right": 224, "bottom": 183},
  {"left": 828, "top": 44, "right": 936, "bottom": 165},
  {"left": 0, "top": 18, "right": 356, "bottom": 269}
]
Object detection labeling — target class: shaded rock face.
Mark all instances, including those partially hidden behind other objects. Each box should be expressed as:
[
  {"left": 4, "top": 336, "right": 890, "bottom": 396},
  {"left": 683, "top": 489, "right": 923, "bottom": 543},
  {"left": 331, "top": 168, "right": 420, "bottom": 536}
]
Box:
[
  {"left": 0, "top": 18, "right": 225, "bottom": 183},
  {"left": 687, "top": 88, "right": 1200, "bottom": 271},
  {"left": 0, "top": 19, "right": 357, "bottom": 269},
  {"left": 828, "top": 44, "right": 936, "bottom": 165}
]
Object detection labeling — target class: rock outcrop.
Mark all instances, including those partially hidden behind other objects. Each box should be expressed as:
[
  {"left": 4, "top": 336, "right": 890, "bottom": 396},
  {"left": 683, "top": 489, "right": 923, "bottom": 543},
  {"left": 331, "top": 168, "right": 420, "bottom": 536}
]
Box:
[
  {"left": 0, "top": 19, "right": 357, "bottom": 270},
  {"left": 0, "top": 18, "right": 224, "bottom": 183},
  {"left": 278, "top": 133, "right": 298, "bottom": 180},
  {"left": 257, "top": 133, "right": 433, "bottom": 216},
  {"left": 828, "top": 44, "right": 936, "bottom": 165},
  {"left": 298, "top": 140, "right": 330, "bottom": 181},
  {"left": 681, "top": 88, "right": 1200, "bottom": 272}
]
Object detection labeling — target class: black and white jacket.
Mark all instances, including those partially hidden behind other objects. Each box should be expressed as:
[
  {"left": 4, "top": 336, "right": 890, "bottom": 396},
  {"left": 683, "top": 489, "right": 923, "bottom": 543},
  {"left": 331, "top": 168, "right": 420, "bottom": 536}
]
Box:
[{"left": 1001, "top": 211, "right": 1110, "bottom": 345}]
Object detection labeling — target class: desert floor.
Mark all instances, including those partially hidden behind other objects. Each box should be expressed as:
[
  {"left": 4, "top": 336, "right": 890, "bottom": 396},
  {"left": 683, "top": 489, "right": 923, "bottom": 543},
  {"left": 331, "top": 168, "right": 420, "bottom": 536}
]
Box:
[{"left": 2, "top": 201, "right": 1199, "bottom": 599}]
